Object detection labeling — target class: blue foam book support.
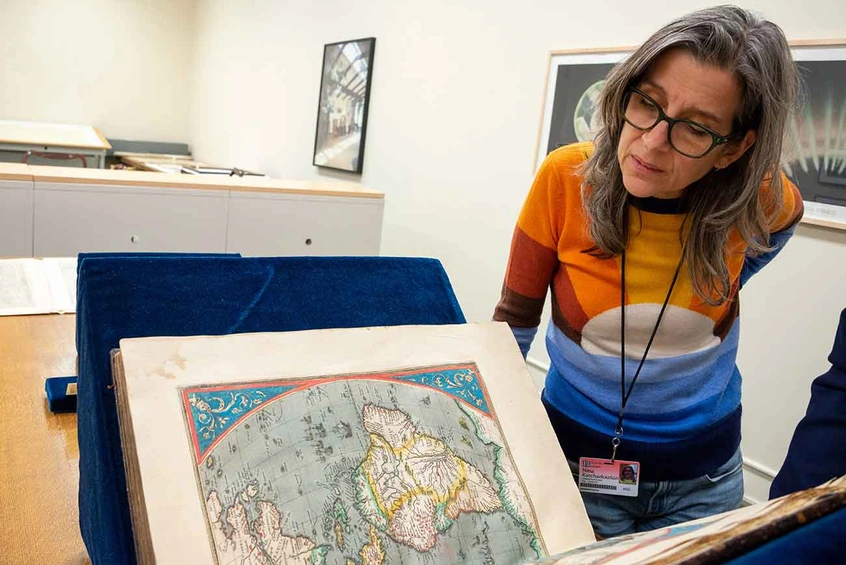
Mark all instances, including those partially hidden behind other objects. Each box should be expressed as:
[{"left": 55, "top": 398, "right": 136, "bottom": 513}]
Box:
[
  {"left": 44, "top": 254, "right": 240, "bottom": 415},
  {"left": 45, "top": 376, "right": 78, "bottom": 413},
  {"left": 76, "top": 254, "right": 466, "bottom": 565}
]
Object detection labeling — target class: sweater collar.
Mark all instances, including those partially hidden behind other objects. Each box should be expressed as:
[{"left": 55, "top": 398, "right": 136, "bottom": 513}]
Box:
[{"left": 629, "top": 195, "right": 687, "bottom": 214}]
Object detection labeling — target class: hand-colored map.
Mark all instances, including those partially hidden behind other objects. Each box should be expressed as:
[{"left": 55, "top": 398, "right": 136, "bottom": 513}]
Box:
[{"left": 181, "top": 364, "right": 543, "bottom": 565}]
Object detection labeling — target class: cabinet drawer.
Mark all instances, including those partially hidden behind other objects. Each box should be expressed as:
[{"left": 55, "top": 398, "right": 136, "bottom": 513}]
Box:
[
  {"left": 34, "top": 183, "right": 228, "bottom": 256},
  {"left": 226, "top": 192, "right": 383, "bottom": 256},
  {"left": 0, "top": 180, "right": 33, "bottom": 257}
]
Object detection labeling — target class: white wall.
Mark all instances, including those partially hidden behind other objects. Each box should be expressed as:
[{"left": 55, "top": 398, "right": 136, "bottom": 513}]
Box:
[
  {"left": 189, "top": 0, "right": 846, "bottom": 503},
  {"left": 736, "top": 224, "right": 846, "bottom": 501},
  {"left": 0, "top": 0, "right": 196, "bottom": 143}
]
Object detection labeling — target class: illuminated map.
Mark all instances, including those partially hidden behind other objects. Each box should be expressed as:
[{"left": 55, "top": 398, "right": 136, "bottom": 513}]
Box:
[{"left": 181, "top": 364, "right": 543, "bottom": 565}]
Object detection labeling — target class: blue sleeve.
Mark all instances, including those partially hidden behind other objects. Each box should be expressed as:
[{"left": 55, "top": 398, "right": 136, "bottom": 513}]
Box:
[
  {"left": 740, "top": 224, "right": 798, "bottom": 287},
  {"left": 510, "top": 326, "right": 539, "bottom": 359}
]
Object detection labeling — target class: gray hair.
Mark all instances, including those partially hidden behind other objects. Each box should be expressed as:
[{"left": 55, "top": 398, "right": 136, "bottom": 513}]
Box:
[{"left": 582, "top": 5, "right": 799, "bottom": 305}]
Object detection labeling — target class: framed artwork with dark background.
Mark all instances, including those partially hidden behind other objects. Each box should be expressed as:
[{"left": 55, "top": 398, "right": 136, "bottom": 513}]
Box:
[{"left": 534, "top": 41, "right": 846, "bottom": 230}]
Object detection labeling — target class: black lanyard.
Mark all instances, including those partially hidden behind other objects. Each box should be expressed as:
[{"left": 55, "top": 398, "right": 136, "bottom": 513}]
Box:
[{"left": 612, "top": 247, "right": 685, "bottom": 461}]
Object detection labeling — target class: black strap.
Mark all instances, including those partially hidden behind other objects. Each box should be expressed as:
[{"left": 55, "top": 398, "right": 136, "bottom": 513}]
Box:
[{"left": 616, "top": 248, "right": 685, "bottom": 440}]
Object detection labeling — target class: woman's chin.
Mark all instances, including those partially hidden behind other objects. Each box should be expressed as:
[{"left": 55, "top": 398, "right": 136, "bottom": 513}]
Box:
[
  {"left": 622, "top": 177, "right": 659, "bottom": 198},
  {"left": 622, "top": 176, "right": 682, "bottom": 200}
]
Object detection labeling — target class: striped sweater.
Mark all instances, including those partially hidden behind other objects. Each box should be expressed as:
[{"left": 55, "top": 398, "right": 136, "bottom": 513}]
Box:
[{"left": 495, "top": 142, "right": 804, "bottom": 481}]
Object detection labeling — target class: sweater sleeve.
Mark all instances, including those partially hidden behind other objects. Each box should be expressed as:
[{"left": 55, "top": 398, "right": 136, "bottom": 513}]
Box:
[
  {"left": 740, "top": 171, "right": 805, "bottom": 286},
  {"left": 494, "top": 150, "right": 569, "bottom": 357}
]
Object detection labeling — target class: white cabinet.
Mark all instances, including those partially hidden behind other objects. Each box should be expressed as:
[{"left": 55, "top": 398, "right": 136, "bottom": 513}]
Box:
[
  {"left": 0, "top": 179, "right": 33, "bottom": 257},
  {"left": 226, "top": 191, "right": 383, "bottom": 256},
  {"left": 0, "top": 166, "right": 385, "bottom": 258},
  {"left": 33, "top": 183, "right": 229, "bottom": 256}
]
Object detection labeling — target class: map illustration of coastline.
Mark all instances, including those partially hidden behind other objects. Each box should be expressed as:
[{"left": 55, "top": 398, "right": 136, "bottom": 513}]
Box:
[{"left": 180, "top": 363, "right": 545, "bottom": 565}]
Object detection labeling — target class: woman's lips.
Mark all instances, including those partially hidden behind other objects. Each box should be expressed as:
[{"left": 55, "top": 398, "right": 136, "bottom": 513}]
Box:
[{"left": 631, "top": 155, "right": 663, "bottom": 173}]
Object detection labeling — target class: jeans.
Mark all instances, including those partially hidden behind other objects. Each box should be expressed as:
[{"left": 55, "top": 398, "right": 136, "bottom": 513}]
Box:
[{"left": 567, "top": 448, "right": 745, "bottom": 539}]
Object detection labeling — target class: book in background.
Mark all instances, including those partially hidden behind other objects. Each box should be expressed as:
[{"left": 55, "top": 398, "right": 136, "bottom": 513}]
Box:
[
  {"left": 180, "top": 164, "right": 265, "bottom": 177},
  {"left": 0, "top": 257, "right": 77, "bottom": 315}
]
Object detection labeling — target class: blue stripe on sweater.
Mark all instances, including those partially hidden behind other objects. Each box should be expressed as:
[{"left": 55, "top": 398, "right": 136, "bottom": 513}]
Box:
[
  {"left": 511, "top": 325, "right": 539, "bottom": 358},
  {"left": 543, "top": 320, "right": 742, "bottom": 442}
]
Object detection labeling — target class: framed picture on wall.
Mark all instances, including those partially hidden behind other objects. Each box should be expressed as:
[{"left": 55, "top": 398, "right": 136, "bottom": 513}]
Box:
[
  {"left": 534, "top": 41, "right": 846, "bottom": 231},
  {"left": 313, "top": 37, "right": 376, "bottom": 174},
  {"left": 533, "top": 47, "right": 633, "bottom": 173},
  {"left": 787, "top": 41, "right": 846, "bottom": 230}
]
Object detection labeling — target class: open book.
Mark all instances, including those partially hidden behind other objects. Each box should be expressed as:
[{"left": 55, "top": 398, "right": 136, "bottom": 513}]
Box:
[
  {"left": 0, "top": 257, "right": 76, "bottom": 315},
  {"left": 111, "top": 322, "right": 846, "bottom": 565}
]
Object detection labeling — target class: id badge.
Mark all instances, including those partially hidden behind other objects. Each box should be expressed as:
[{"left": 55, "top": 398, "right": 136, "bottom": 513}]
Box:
[{"left": 578, "top": 457, "right": 640, "bottom": 497}]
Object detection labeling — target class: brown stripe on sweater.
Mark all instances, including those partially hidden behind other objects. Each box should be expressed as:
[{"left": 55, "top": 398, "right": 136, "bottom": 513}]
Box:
[
  {"left": 504, "top": 227, "right": 559, "bottom": 299},
  {"left": 713, "top": 295, "right": 740, "bottom": 341},
  {"left": 551, "top": 288, "right": 584, "bottom": 344},
  {"left": 494, "top": 285, "right": 547, "bottom": 328},
  {"left": 551, "top": 264, "right": 590, "bottom": 335}
]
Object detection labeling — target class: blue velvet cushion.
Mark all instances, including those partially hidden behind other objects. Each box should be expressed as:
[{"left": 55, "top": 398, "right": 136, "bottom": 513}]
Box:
[{"left": 76, "top": 255, "right": 465, "bottom": 565}]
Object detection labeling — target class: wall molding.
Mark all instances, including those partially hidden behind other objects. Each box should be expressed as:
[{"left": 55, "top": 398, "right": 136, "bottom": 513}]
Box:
[
  {"left": 526, "top": 357, "right": 548, "bottom": 374},
  {"left": 743, "top": 458, "right": 777, "bottom": 480}
]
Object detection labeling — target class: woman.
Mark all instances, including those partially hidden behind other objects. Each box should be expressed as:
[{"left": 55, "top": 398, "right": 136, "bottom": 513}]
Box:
[{"left": 494, "top": 6, "right": 804, "bottom": 538}]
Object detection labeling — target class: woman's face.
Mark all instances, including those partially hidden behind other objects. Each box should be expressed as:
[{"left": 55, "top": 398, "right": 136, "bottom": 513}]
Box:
[{"left": 617, "top": 48, "right": 757, "bottom": 200}]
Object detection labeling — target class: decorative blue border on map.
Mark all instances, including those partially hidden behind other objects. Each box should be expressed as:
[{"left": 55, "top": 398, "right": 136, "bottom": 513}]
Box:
[
  {"left": 184, "top": 364, "right": 488, "bottom": 461},
  {"left": 187, "top": 385, "right": 297, "bottom": 456},
  {"left": 395, "top": 366, "right": 489, "bottom": 414}
]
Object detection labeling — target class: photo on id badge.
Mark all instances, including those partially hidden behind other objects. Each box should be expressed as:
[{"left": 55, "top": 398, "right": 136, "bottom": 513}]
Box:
[
  {"left": 578, "top": 457, "right": 640, "bottom": 497},
  {"left": 619, "top": 464, "right": 637, "bottom": 485}
]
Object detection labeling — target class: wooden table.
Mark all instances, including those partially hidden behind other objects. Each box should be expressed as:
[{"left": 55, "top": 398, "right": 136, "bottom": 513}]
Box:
[{"left": 0, "top": 314, "right": 89, "bottom": 564}]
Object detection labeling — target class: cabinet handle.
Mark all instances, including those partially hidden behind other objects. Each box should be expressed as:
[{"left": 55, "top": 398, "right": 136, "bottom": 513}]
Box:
[
  {"left": 130, "top": 235, "right": 140, "bottom": 244},
  {"left": 305, "top": 238, "right": 312, "bottom": 246}
]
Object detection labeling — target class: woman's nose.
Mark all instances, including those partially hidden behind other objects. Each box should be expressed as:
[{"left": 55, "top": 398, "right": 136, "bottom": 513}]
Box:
[{"left": 642, "top": 119, "right": 671, "bottom": 152}]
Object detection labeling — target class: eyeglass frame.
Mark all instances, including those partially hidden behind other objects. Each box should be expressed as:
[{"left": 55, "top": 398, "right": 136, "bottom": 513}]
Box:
[{"left": 622, "top": 86, "right": 744, "bottom": 158}]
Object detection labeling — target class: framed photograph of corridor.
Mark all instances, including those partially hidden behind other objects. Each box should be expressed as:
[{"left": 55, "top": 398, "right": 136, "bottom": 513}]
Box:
[{"left": 313, "top": 37, "right": 376, "bottom": 174}]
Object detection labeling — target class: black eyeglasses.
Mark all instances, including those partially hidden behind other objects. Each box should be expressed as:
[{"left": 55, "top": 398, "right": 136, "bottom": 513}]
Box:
[{"left": 623, "top": 87, "right": 742, "bottom": 158}]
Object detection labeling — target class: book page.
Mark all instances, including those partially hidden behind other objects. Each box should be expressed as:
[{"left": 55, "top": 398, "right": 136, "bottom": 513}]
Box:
[
  {"left": 0, "top": 258, "right": 77, "bottom": 315},
  {"left": 116, "top": 322, "right": 596, "bottom": 565},
  {"left": 0, "top": 259, "right": 53, "bottom": 315},
  {"left": 43, "top": 257, "right": 77, "bottom": 313}
]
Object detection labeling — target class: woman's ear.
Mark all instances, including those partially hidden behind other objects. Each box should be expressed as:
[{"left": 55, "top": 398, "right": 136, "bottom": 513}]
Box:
[{"left": 715, "top": 130, "right": 757, "bottom": 170}]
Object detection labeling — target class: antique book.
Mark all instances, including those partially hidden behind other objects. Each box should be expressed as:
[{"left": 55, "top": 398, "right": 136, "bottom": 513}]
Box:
[
  {"left": 113, "top": 322, "right": 595, "bottom": 564},
  {"left": 112, "top": 322, "right": 846, "bottom": 565}
]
